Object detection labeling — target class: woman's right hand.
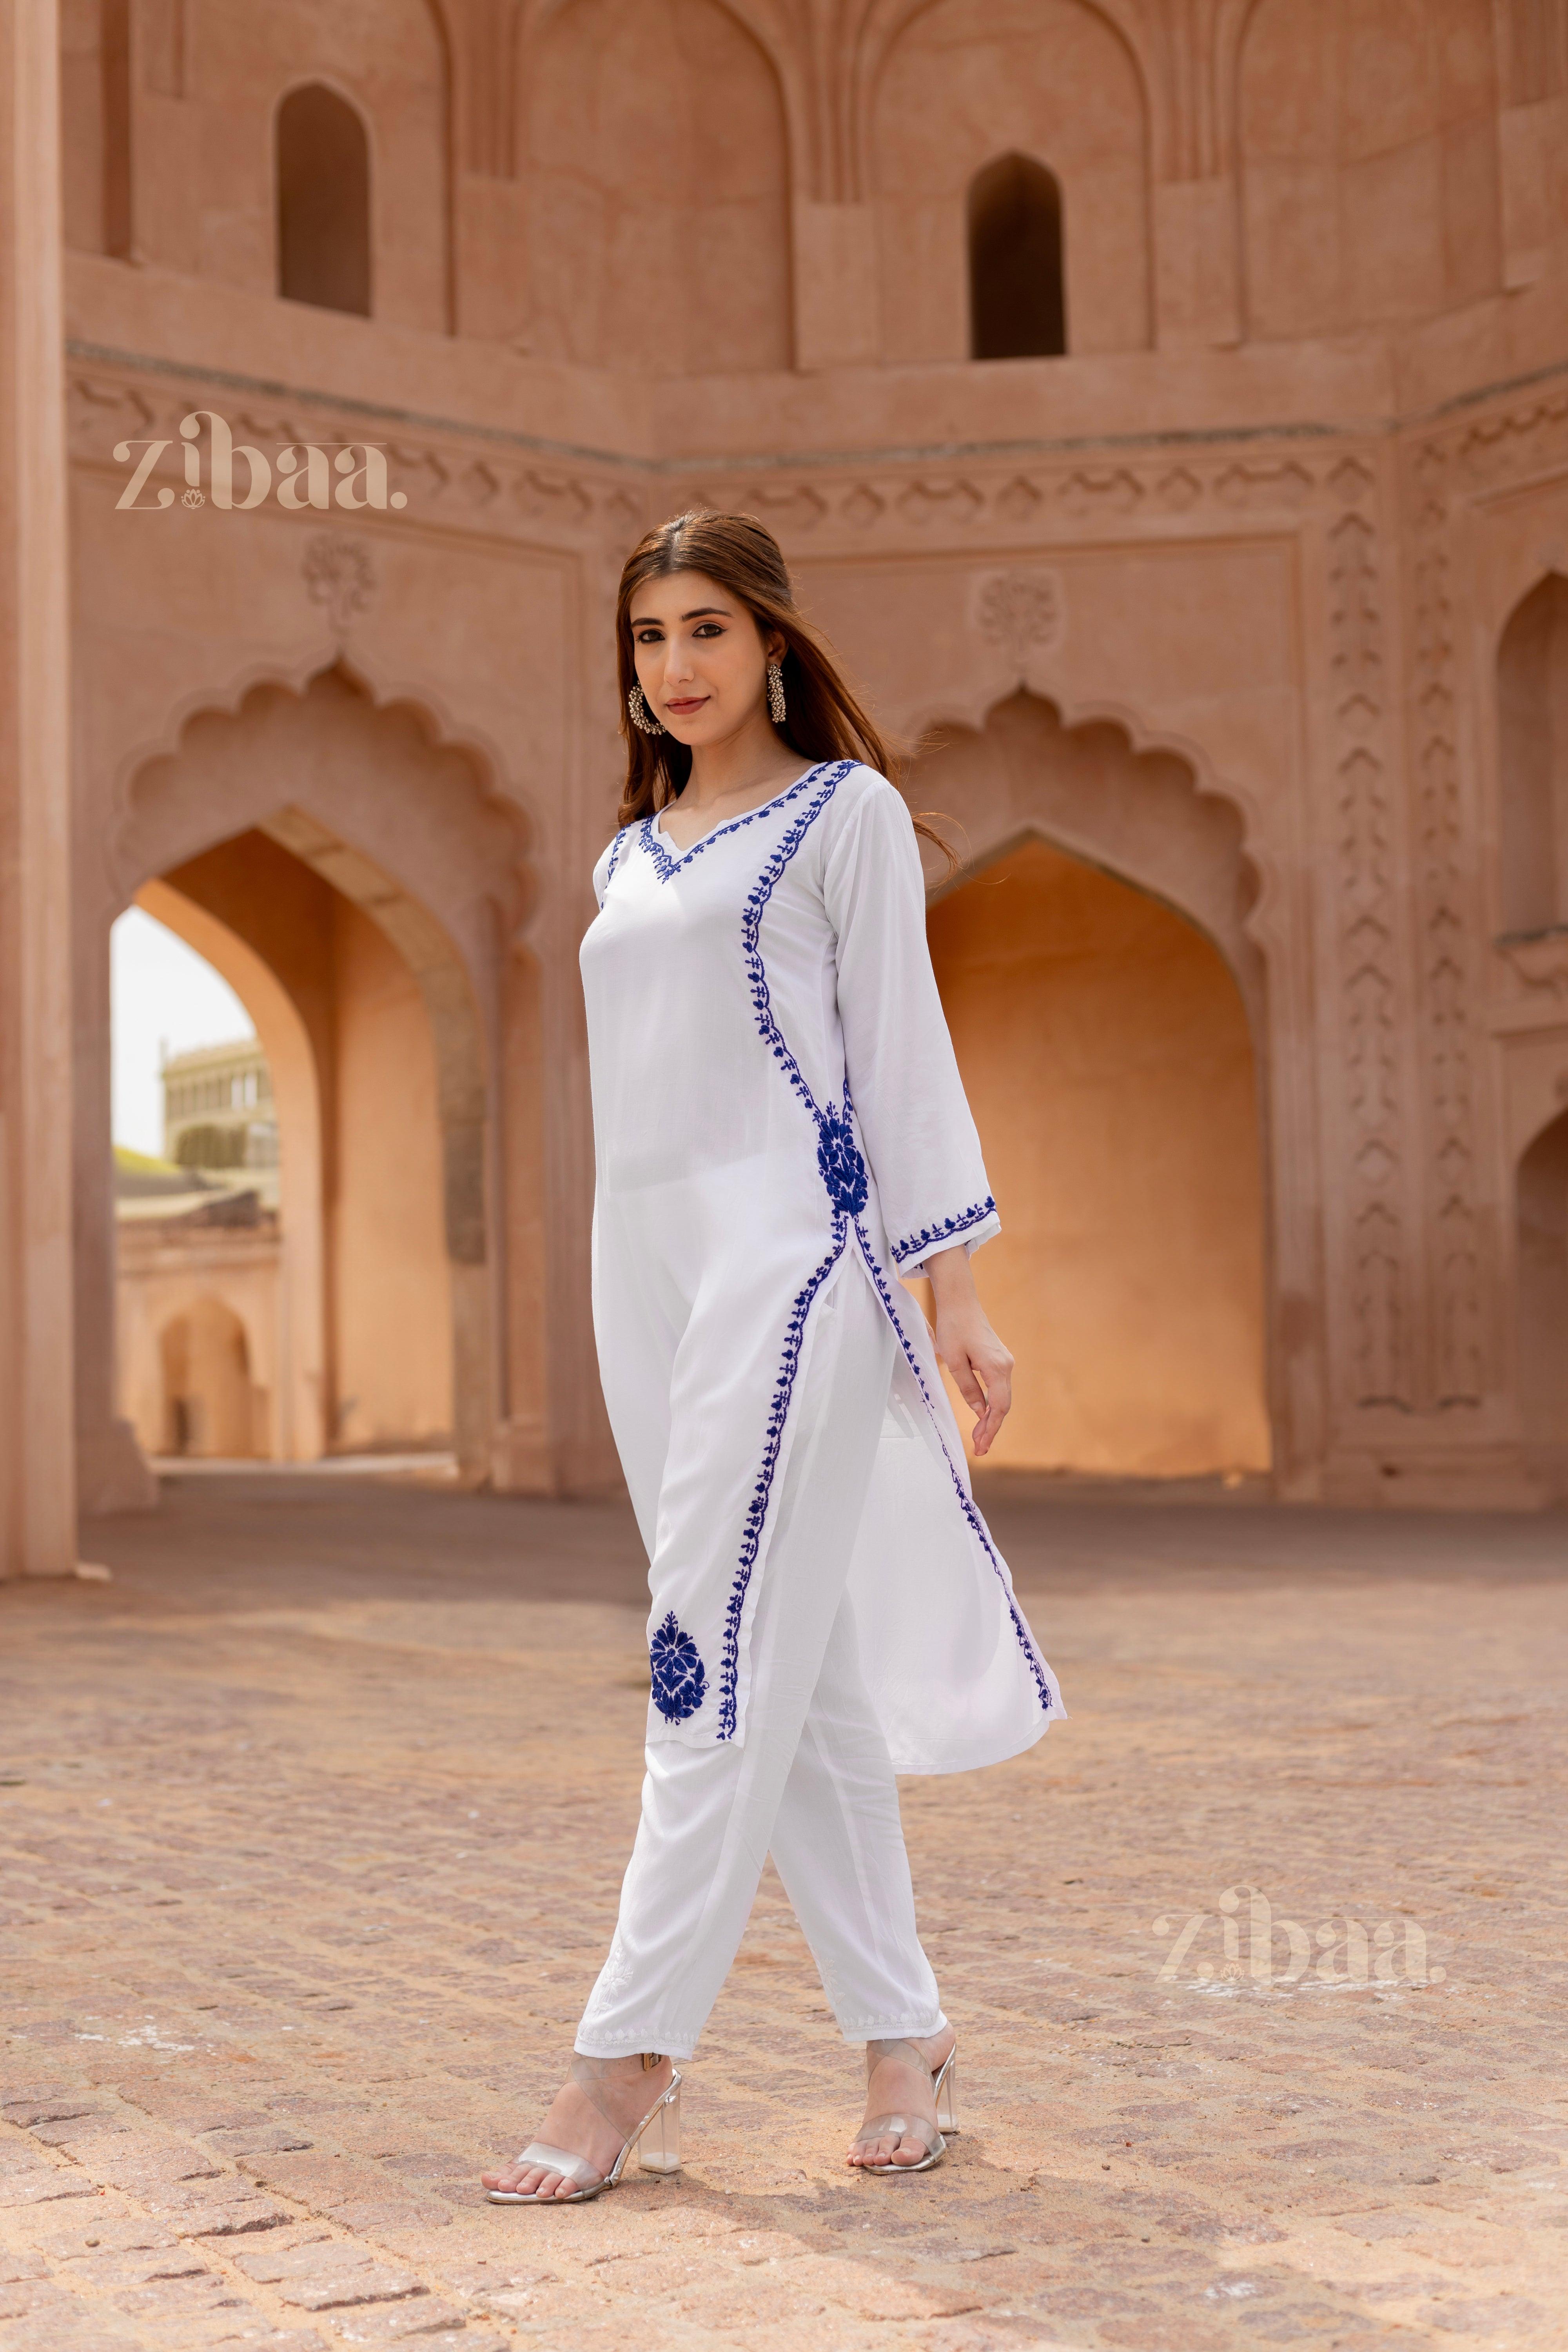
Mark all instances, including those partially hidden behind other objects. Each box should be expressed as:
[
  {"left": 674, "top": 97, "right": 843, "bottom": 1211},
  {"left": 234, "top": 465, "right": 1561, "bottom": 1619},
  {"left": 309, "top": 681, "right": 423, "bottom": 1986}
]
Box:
[{"left": 925, "top": 1244, "right": 1013, "bottom": 1457}]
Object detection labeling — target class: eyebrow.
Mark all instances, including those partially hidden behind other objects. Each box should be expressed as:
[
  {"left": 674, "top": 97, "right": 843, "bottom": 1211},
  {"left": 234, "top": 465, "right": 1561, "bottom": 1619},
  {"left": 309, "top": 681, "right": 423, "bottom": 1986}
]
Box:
[{"left": 630, "top": 604, "right": 732, "bottom": 625}]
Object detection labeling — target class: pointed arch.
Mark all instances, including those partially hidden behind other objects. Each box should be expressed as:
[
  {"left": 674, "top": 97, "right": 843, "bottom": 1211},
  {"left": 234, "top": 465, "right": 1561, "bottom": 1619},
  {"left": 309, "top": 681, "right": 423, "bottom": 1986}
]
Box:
[
  {"left": 276, "top": 81, "right": 373, "bottom": 316},
  {"left": 1516, "top": 1104, "right": 1568, "bottom": 1498},
  {"left": 968, "top": 153, "right": 1066, "bottom": 358},
  {"left": 905, "top": 688, "right": 1279, "bottom": 1479},
  {"left": 1497, "top": 572, "right": 1568, "bottom": 938},
  {"left": 100, "top": 664, "right": 543, "bottom": 1488}
]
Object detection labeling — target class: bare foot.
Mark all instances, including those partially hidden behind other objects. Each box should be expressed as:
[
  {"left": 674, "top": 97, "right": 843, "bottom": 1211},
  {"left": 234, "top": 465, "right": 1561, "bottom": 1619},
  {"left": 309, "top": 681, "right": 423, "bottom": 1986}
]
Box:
[
  {"left": 482, "top": 2054, "right": 673, "bottom": 2201},
  {"left": 847, "top": 2027, "right": 956, "bottom": 2171}
]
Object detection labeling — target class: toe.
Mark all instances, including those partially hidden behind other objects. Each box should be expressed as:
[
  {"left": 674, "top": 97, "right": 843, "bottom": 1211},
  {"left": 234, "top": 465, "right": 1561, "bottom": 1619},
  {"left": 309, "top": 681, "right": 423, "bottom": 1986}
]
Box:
[{"left": 486, "top": 2163, "right": 545, "bottom": 2196}]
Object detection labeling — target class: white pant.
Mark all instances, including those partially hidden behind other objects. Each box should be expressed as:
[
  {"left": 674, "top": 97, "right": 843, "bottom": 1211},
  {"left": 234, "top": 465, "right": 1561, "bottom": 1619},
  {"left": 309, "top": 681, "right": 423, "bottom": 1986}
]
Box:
[{"left": 576, "top": 1266, "right": 945, "bottom": 2061}]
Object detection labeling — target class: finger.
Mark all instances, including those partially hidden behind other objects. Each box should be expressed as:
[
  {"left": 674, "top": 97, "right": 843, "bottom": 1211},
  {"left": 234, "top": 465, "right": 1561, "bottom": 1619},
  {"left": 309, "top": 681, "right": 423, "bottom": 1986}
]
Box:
[
  {"left": 947, "top": 1352, "right": 987, "bottom": 1416},
  {"left": 972, "top": 1374, "right": 1010, "bottom": 1455}
]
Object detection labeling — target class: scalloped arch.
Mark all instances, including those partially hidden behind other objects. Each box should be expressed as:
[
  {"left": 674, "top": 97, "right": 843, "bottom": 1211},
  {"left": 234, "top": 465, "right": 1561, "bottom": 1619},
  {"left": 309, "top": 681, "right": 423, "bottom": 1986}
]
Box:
[
  {"left": 903, "top": 679, "right": 1274, "bottom": 937},
  {"left": 107, "top": 658, "right": 538, "bottom": 1479},
  {"left": 109, "top": 655, "right": 538, "bottom": 934},
  {"left": 903, "top": 686, "right": 1269, "bottom": 1031}
]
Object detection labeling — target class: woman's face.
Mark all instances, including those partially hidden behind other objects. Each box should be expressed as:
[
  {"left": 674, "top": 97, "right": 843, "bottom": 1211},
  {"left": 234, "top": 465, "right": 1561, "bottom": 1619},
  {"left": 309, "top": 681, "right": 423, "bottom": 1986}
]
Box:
[{"left": 628, "top": 568, "right": 780, "bottom": 749}]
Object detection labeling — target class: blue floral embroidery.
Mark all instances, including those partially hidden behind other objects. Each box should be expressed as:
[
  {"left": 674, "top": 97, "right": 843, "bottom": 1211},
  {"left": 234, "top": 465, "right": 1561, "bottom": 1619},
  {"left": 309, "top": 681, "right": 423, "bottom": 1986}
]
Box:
[
  {"left": 852, "top": 1218, "right": 1054, "bottom": 1718},
  {"left": 891, "top": 1197, "right": 996, "bottom": 1267},
  {"left": 741, "top": 763, "right": 853, "bottom": 1123},
  {"left": 641, "top": 764, "right": 831, "bottom": 883},
  {"left": 816, "top": 1104, "right": 868, "bottom": 1216},
  {"left": 598, "top": 825, "right": 633, "bottom": 904},
  {"left": 717, "top": 1218, "right": 849, "bottom": 1739},
  {"left": 650, "top": 1612, "right": 708, "bottom": 1722},
  {"left": 718, "top": 758, "right": 1047, "bottom": 1740}
]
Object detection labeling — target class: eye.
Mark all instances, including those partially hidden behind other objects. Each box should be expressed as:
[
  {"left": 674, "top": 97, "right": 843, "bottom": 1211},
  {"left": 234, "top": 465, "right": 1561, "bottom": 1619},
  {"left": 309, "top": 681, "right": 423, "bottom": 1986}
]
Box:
[
  {"left": 633, "top": 627, "right": 662, "bottom": 645},
  {"left": 693, "top": 622, "right": 725, "bottom": 638}
]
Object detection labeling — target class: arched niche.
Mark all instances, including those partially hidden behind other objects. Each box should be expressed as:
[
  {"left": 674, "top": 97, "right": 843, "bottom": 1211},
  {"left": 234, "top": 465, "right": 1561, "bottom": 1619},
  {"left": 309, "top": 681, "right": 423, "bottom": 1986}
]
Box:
[
  {"left": 968, "top": 153, "right": 1066, "bottom": 359},
  {"left": 871, "top": 0, "right": 1150, "bottom": 363},
  {"left": 1523, "top": 1105, "right": 1568, "bottom": 1505},
  {"left": 929, "top": 839, "right": 1270, "bottom": 1478},
  {"left": 1238, "top": 0, "right": 1502, "bottom": 340},
  {"left": 521, "top": 0, "right": 792, "bottom": 373},
  {"left": 59, "top": 0, "right": 131, "bottom": 255},
  {"left": 913, "top": 689, "right": 1264, "bottom": 1032},
  {"left": 1516, "top": 1106, "right": 1568, "bottom": 1499},
  {"left": 1497, "top": 573, "right": 1568, "bottom": 938},
  {"left": 277, "top": 82, "right": 372, "bottom": 315},
  {"left": 159, "top": 1298, "right": 261, "bottom": 1459},
  {"left": 95, "top": 664, "right": 541, "bottom": 1490},
  {"left": 907, "top": 689, "right": 1273, "bottom": 1480}
]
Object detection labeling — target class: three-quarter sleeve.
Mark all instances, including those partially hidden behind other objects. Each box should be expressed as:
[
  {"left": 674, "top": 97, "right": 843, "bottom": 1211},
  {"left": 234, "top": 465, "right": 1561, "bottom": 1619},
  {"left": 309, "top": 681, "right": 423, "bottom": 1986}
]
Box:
[{"left": 823, "top": 775, "right": 1000, "bottom": 1275}]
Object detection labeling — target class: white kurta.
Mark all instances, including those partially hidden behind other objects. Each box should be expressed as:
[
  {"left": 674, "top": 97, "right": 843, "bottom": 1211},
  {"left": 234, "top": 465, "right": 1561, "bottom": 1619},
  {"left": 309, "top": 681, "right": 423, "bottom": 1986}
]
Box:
[{"left": 581, "top": 759, "right": 1062, "bottom": 1775}]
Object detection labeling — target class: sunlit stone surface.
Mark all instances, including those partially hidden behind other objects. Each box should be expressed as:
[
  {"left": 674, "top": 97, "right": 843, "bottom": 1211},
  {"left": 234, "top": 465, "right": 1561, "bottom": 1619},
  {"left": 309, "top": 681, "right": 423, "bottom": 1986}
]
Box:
[{"left": 2, "top": 1470, "right": 1564, "bottom": 2350}]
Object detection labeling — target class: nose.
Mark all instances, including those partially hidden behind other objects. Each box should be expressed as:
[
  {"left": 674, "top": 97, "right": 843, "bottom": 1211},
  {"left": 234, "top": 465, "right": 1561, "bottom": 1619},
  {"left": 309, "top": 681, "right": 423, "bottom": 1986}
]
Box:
[{"left": 663, "top": 634, "right": 696, "bottom": 685}]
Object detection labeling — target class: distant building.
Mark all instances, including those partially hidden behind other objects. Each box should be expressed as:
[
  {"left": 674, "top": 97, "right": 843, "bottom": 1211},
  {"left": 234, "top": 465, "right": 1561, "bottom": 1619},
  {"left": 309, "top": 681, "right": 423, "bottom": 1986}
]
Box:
[
  {"left": 111, "top": 1037, "right": 284, "bottom": 1461},
  {"left": 113, "top": 1151, "right": 280, "bottom": 1461},
  {"left": 162, "top": 1039, "right": 279, "bottom": 1206}
]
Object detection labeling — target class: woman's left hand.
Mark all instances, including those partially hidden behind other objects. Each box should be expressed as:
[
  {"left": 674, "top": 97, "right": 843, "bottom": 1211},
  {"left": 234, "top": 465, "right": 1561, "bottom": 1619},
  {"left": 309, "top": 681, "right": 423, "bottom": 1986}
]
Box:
[{"left": 924, "top": 1245, "right": 1013, "bottom": 1457}]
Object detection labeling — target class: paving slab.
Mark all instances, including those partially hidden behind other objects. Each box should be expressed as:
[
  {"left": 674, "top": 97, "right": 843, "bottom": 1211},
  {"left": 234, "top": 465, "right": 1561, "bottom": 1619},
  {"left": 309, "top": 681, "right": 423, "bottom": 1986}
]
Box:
[{"left": 1, "top": 1469, "right": 1565, "bottom": 2351}]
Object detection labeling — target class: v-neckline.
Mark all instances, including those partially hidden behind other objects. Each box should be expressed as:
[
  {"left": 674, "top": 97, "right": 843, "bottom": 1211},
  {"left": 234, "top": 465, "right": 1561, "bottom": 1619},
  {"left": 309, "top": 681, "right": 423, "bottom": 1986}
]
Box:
[{"left": 646, "top": 764, "right": 826, "bottom": 875}]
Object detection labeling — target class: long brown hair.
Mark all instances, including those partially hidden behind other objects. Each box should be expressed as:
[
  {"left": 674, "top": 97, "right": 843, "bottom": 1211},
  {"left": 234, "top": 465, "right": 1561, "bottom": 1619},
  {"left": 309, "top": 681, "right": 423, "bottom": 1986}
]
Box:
[{"left": 614, "top": 509, "right": 955, "bottom": 869}]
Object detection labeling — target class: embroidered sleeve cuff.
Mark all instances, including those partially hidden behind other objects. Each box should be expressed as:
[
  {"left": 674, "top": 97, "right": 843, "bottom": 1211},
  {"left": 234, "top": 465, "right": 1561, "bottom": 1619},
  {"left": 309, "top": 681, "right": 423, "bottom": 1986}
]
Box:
[{"left": 891, "top": 1197, "right": 999, "bottom": 1273}]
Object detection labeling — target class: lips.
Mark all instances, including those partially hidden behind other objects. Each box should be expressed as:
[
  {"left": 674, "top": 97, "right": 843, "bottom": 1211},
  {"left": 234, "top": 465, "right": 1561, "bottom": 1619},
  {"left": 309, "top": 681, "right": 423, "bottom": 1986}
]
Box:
[{"left": 664, "top": 697, "right": 707, "bottom": 716}]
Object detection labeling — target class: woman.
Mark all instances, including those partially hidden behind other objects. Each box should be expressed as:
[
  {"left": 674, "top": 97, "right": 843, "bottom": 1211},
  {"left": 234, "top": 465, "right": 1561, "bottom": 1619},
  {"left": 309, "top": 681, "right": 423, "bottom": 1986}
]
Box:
[{"left": 482, "top": 511, "right": 1060, "bottom": 2204}]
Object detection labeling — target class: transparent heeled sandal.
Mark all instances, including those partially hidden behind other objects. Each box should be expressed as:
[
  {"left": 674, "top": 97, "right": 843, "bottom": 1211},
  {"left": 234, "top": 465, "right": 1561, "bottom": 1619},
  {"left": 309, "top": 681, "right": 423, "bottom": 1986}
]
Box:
[
  {"left": 486, "top": 2054, "right": 682, "bottom": 2205},
  {"left": 851, "top": 2037, "right": 958, "bottom": 2176}
]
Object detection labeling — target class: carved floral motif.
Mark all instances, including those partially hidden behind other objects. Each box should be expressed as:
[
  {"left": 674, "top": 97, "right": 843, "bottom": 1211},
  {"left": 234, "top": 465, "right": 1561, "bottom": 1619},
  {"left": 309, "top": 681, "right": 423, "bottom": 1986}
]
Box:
[
  {"left": 1327, "top": 500, "right": 1411, "bottom": 1408},
  {"left": 1408, "top": 444, "right": 1484, "bottom": 1407},
  {"left": 973, "top": 568, "right": 1063, "bottom": 673},
  {"left": 302, "top": 533, "right": 376, "bottom": 632}
]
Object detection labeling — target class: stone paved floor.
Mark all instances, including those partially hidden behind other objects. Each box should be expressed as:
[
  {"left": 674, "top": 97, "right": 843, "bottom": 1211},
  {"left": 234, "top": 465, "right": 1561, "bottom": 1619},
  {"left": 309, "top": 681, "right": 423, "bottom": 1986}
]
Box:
[{"left": 4, "top": 1471, "right": 1568, "bottom": 2352}]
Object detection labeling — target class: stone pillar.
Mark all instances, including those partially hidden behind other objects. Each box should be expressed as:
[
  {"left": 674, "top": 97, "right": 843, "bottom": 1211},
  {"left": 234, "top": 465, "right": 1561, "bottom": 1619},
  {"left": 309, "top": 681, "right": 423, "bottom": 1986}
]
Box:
[{"left": 0, "top": 0, "right": 79, "bottom": 1576}]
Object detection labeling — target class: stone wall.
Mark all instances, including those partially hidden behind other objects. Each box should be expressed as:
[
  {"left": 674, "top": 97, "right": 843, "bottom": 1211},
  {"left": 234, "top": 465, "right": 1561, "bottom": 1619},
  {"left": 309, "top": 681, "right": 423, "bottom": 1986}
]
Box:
[{"left": 5, "top": 0, "right": 1565, "bottom": 1550}]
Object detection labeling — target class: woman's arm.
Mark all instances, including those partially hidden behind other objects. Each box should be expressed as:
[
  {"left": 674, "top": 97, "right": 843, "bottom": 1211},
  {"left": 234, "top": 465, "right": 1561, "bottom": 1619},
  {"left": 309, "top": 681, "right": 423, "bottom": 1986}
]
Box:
[
  {"left": 824, "top": 781, "right": 1000, "bottom": 1271},
  {"left": 926, "top": 1243, "right": 1013, "bottom": 1457}
]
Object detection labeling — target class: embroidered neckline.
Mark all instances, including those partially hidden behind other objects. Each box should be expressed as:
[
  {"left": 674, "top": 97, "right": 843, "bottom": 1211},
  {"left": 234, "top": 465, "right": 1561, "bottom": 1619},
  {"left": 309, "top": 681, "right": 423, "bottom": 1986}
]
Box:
[{"left": 641, "top": 762, "right": 833, "bottom": 880}]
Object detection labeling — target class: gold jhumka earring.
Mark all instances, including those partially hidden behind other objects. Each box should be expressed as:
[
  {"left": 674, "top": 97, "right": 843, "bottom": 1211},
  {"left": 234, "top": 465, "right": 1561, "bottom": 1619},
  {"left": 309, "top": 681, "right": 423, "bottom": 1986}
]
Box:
[{"left": 627, "top": 682, "right": 664, "bottom": 735}]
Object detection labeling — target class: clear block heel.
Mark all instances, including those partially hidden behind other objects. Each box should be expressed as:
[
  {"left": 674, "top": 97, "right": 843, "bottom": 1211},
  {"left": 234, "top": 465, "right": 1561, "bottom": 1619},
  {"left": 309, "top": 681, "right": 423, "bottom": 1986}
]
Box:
[
  {"left": 635, "top": 2076, "right": 681, "bottom": 2174},
  {"left": 934, "top": 2050, "right": 958, "bottom": 2137}
]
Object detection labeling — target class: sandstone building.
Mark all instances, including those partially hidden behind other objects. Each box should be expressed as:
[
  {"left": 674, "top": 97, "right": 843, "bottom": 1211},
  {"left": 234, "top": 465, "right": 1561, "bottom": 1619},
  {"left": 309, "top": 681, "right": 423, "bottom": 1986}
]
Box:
[
  {"left": 162, "top": 1035, "right": 279, "bottom": 1185},
  {"left": 4, "top": 0, "right": 1568, "bottom": 1574},
  {"left": 113, "top": 1038, "right": 286, "bottom": 1465}
]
